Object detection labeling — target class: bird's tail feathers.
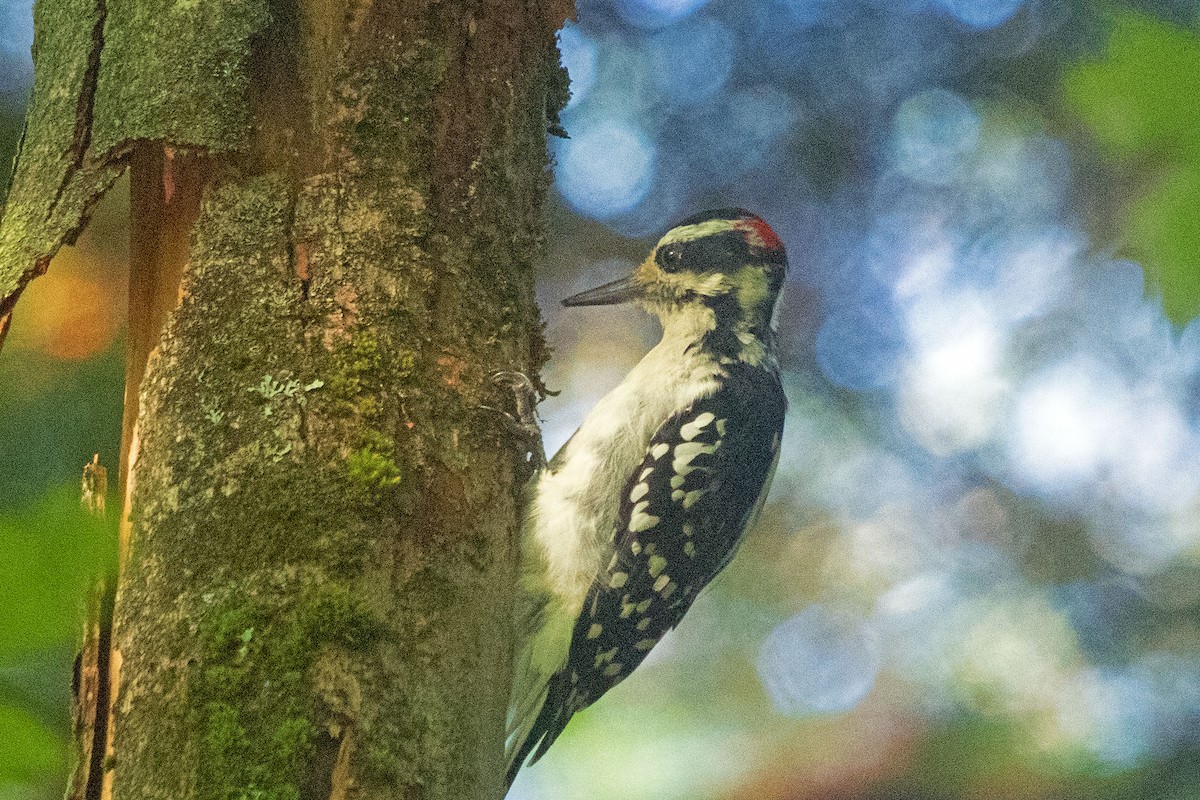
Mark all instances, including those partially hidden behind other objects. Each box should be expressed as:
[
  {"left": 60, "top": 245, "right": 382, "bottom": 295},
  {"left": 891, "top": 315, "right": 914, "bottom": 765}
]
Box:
[
  {"left": 505, "top": 670, "right": 571, "bottom": 788},
  {"left": 505, "top": 579, "right": 579, "bottom": 788}
]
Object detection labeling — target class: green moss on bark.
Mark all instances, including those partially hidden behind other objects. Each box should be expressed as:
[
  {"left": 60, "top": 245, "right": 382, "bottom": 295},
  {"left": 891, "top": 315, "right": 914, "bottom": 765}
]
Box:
[
  {"left": 189, "top": 578, "right": 381, "bottom": 800},
  {"left": 111, "top": 176, "right": 388, "bottom": 796},
  {"left": 1, "top": 0, "right": 276, "bottom": 321},
  {"left": 110, "top": 163, "right": 527, "bottom": 798},
  {"left": 346, "top": 431, "right": 404, "bottom": 497},
  {"left": 102, "top": 3, "right": 568, "bottom": 798},
  {"left": 92, "top": 0, "right": 271, "bottom": 154},
  {"left": 0, "top": 0, "right": 123, "bottom": 312}
]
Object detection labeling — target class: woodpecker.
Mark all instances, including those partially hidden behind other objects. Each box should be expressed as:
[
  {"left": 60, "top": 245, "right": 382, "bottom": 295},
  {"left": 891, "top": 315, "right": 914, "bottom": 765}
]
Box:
[{"left": 505, "top": 208, "right": 787, "bottom": 787}]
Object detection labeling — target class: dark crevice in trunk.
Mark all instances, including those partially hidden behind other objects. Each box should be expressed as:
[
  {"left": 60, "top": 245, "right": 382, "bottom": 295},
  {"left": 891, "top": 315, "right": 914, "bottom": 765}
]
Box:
[
  {"left": 46, "top": 0, "right": 108, "bottom": 221},
  {"left": 83, "top": 577, "right": 116, "bottom": 800},
  {"left": 300, "top": 728, "right": 342, "bottom": 800}
]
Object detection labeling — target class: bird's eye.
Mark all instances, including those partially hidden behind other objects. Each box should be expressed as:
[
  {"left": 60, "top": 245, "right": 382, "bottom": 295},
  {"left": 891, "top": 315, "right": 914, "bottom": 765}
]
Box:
[{"left": 656, "top": 244, "right": 685, "bottom": 272}]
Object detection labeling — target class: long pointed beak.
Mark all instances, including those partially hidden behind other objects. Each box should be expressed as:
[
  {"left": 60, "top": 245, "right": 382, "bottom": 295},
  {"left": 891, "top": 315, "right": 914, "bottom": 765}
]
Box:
[{"left": 561, "top": 275, "right": 644, "bottom": 307}]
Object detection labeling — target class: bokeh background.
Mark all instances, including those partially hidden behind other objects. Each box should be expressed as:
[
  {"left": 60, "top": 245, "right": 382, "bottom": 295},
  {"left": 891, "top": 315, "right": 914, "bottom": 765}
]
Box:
[{"left": 3, "top": 0, "right": 1200, "bottom": 797}]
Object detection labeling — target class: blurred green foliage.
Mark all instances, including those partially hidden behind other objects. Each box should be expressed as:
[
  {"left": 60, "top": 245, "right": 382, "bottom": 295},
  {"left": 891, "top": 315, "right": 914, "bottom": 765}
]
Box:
[
  {"left": 0, "top": 59, "right": 124, "bottom": 787},
  {"left": 1063, "top": 11, "right": 1200, "bottom": 324},
  {"left": 0, "top": 489, "right": 115, "bottom": 659},
  {"left": 0, "top": 488, "right": 116, "bottom": 786},
  {"left": 0, "top": 343, "right": 124, "bottom": 508},
  {"left": 0, "top": 706, "right": 61, "bottom": 783}
]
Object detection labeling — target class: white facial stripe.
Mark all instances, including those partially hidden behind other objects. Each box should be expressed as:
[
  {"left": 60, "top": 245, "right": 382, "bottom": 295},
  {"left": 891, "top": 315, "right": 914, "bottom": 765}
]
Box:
[
  {"left": 657, "top": 219, "right": 739, "bottom": 247},
  {"left": 657, "top": 270, "right": 728, "bottom": 298}
]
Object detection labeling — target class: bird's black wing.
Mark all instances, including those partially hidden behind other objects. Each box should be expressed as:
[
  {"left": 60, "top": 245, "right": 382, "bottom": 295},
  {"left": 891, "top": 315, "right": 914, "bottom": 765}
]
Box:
[{"left": 507, "top": 366, "right": 785, "bottom": 784}]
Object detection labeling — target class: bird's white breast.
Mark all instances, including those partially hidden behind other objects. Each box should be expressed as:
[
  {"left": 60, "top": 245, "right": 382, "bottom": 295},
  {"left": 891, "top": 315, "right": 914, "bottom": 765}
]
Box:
[{"left": 526, "top": 311, "right": 723, "bottom": 609}]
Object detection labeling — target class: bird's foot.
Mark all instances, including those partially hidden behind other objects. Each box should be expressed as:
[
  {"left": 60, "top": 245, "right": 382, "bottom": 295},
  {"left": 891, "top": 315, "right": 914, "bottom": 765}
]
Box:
[{"left": 489, "top": 371, "right": 547, "bottom": 471}]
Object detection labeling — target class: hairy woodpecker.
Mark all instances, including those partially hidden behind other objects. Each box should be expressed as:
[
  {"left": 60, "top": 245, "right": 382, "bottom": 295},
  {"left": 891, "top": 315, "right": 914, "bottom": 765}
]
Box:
[{"left": 506, "top": 208, "right": 787, "bottom": 786}]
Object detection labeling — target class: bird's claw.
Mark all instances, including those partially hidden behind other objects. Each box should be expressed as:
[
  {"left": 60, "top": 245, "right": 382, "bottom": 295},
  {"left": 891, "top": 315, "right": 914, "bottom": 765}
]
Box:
[{"left": 490, "top": 371, "right": 547, "bottom": 471}]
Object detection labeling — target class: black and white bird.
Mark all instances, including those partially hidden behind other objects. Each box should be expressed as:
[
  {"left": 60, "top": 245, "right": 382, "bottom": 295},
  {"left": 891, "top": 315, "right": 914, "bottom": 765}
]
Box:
[{"left": 505, "top": 208, "right": 788, "bottom": 787}]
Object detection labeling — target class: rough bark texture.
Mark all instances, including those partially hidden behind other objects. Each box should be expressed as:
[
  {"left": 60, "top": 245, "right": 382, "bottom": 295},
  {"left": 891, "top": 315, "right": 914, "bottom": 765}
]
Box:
[
  {"left": 1, "top": 1, "right": 572, "bottom": 799},
  {"left": 0, "top": 0, "right": 124, "bottom": 339}
]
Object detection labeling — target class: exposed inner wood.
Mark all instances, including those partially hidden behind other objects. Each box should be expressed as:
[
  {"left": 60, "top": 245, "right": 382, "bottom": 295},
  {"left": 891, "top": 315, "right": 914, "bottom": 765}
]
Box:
[
  {"left": 119, "top": 144, "right": 208, "bottom": 498},
  {"left": 100, "top": 142, "right": 208, "bottom": 800}
]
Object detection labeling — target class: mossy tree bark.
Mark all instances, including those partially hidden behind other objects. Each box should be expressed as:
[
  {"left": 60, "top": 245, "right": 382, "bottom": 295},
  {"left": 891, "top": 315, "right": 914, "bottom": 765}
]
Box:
[{"left": 0, "top": 1, "right": 572, "bottom": 798}]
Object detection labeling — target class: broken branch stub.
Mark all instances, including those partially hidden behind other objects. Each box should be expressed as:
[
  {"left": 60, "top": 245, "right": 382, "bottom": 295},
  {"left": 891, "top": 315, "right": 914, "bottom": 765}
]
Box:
[{"left": 0, "top": 0, "right": 271, "bottom": 351}]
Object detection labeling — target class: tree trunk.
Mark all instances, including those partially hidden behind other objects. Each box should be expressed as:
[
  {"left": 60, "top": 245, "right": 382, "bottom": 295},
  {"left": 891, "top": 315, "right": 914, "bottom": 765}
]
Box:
[{"left": 0, "top": 1, "right": 571, "bottom": 798}]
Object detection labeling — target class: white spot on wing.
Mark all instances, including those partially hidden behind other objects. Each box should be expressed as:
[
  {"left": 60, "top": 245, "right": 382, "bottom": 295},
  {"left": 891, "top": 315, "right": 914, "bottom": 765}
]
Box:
[
  {"left": 595, "top": 647, "right": 618, "bottom": 668},
  {"left": 673, "top": 441, "right": 719, "bottom": 475},
  {"left": 680, "top": 411, "right": 716, "bottom": 441},
  {"left": 629, "top": 500, "right": 660, "bottom": 532}
]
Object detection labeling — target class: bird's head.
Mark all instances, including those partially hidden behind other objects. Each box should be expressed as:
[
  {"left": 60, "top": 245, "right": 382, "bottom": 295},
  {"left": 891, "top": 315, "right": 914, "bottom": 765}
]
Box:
[{"left": 563, "top": 209, "right": 787, "bottom": 333}]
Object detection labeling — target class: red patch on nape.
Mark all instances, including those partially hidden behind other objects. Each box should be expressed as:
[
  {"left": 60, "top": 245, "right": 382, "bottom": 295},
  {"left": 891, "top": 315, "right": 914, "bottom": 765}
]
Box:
[{"left": 735, "top": 217, "right": 785, "bottom": 253}]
